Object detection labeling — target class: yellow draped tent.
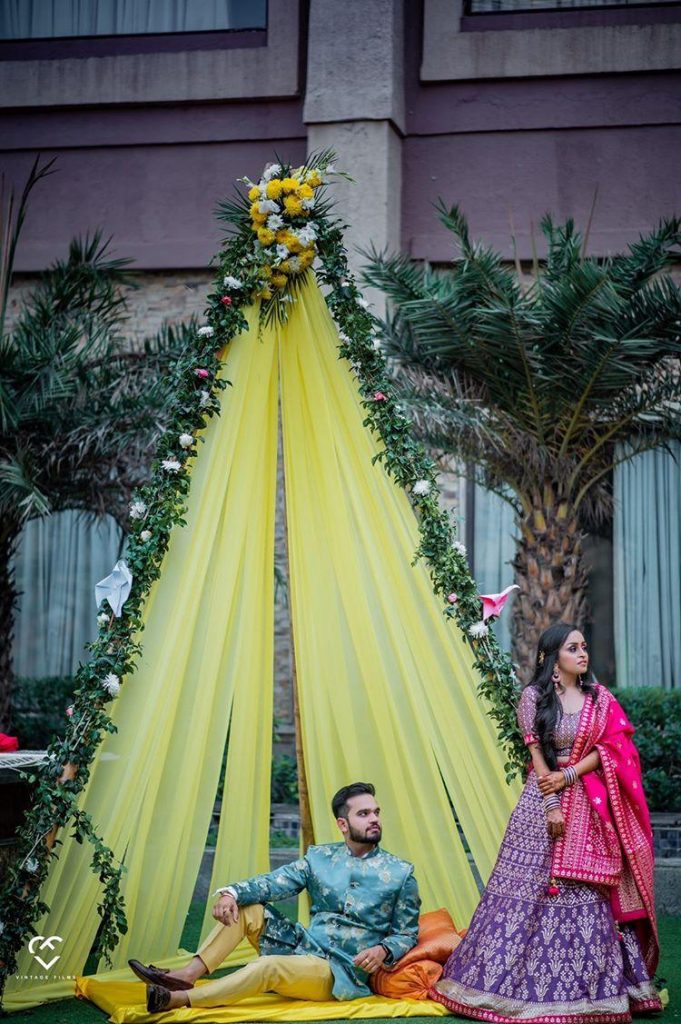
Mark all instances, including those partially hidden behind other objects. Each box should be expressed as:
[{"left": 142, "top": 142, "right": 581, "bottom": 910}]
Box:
[{"left": 4, "top": 277, "right": 519, "bottom": 1014}]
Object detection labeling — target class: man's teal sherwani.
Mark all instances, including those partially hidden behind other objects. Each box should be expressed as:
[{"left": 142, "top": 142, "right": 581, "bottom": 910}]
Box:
[{"left": 228, "top": 842, "right": 420, "bottom": 1000}]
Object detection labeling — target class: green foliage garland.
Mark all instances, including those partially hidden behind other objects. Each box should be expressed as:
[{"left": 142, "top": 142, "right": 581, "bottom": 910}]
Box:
[{"left": 0, "top": 153, "right": 523, "bottom": 1006}]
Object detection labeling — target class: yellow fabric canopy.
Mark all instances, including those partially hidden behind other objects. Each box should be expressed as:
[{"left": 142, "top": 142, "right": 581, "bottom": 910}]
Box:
[{"left": 4, "top": 278, "right": 518, "bottom": 1014}]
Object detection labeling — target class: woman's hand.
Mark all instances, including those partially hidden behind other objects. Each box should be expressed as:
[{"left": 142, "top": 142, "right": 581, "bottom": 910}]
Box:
[
  {"left": 546, "top": 808, "right": 565, "bottom": 839},
  {"left": 538, "top": 771, "right": 566, "bottom": 797}
]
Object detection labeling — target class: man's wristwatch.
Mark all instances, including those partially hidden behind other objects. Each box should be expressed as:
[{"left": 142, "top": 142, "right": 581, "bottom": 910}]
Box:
[{"left": 379, "top": 943, "right": 393, "bottom": 964}]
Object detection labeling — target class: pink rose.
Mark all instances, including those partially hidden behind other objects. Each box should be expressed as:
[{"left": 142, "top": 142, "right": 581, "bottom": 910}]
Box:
[
  {"left": 66, "top": 706, "right": 74, "bottom": 717},
  {"left": 220, "top": 295, "right": 233, "bottom": 306},
  {"left": 195, "top": 368, "right": 210, "bottom": 379},
  {"left": 373, "top": 391, "right": 387, "bottom": 402},
  {"left": 447, "top": 593, "right": 458, "bottom": 604}
]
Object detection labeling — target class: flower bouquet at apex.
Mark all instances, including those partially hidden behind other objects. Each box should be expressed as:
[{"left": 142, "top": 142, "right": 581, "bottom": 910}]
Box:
[{"left": 215, "top": 150, "right": 348, "bottom": 326}]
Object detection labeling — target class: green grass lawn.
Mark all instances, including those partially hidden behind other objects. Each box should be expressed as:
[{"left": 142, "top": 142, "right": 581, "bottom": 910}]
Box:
[{"left": 4, "top": 908, "right": 679, "bottom": 1023}]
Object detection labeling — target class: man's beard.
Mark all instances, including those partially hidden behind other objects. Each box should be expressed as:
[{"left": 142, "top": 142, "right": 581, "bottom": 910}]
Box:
[{"left": 348, "top": 823, "right": 382, "bottom": 845}]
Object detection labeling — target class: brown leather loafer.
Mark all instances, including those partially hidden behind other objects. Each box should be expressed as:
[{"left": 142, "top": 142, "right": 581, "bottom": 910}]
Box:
[
  {"left": 146, "top": 983, "right": 172, "bottom": 1013},
  {"left": 128, "top": 958, "right": 193, "bottom": 990}
]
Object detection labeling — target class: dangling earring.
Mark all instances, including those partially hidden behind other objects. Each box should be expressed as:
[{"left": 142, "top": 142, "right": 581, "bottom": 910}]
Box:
[{"left": 552, "top": 667, "right": 563, "bottom": 692}]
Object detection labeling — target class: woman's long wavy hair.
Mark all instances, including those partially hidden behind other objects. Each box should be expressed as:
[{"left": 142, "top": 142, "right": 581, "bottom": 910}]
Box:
[{"left": 525, "top": 621, "right": 597, "bottom": 770}]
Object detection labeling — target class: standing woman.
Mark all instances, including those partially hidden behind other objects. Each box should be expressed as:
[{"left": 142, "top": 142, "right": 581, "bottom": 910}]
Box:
[{"left": 431, "top": 621, "right": 661, "bottom": 1024}]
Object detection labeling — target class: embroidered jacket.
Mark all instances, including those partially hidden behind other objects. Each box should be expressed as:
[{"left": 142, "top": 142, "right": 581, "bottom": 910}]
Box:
[{"left": 225, "top": 842, "right": 420, "bottom": 999}]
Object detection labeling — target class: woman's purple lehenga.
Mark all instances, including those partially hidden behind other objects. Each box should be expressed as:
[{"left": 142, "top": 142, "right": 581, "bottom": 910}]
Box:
[{"left": 430, "top": 687, "right": 661, "bottom": 1024}]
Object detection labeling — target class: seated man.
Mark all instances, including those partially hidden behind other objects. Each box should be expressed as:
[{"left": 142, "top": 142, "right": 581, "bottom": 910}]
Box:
[{"left": 129, "top": 782, "right": 420, "bottom": 1013}]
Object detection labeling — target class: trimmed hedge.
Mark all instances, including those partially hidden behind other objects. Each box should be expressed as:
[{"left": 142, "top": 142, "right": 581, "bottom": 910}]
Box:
[
  {"left": 10, "top": 675, "right": 75, "bottom": 750},
  {"left": 616, "top": 687, "right": 681, "bottom": 812}
]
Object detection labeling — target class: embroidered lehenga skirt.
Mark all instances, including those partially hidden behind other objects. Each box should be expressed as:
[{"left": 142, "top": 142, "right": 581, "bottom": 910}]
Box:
[{"left": 430, "top": 773, "right": 660, "bottom": 1024}]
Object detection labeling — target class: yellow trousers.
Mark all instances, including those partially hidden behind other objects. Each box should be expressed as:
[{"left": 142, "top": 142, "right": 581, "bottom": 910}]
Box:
[{"left": 188, "top": 904, "right": 334, "bottom": 1008}]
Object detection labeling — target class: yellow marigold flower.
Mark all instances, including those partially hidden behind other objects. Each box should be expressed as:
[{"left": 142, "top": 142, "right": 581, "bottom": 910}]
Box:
[
  {"left": 261, "top": 265, "right": 272, "bottom": 279},
  {"left": 276, "top": 229, "right": 288, "bottom": 244},
  {"left": 282, "top": 177, "right": 300, "bottom": 193},
  {"left": 299, "top": 247, "right": 315, "bottom": 268},
  {"left": 284, "top": 233, "right": 302, "bottom": 253},
  {"left": 250, "top": 201, "right": 267, "bottom": 224},
  {"left": 257, "top": 227, "right": 276, "bottom": 247},
  {"left": 298, "top": 183, "right": 314, "bottom": 200},
  {"left": 265, "top": 179, "right": 284, "bottom": 200},
  {"left": 271, "top": 272, "right": 288, "bottom": 289},
  {"left": 305, "top": 169, "right": 322, "bottom": 187},
  {"left": 279, "top": 260, "right": 291, "bottom": 273},
  {"left": 248, "top": 185, "right": 261, "bottom": 202},
  {"left": 284, "top": 195, "right": 304, "bottom": 217},
  {"left": 260, "top": 287, "right": 273, "bottom": 300}
]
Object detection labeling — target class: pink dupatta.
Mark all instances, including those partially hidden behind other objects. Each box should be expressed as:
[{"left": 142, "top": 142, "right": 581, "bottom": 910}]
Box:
[{"left": 551, "top": 685, "right": 659, "bottom": 975}]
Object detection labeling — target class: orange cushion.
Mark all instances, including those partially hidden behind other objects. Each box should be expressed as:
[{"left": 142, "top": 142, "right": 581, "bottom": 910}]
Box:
[
  {"left": 369, "top": 908, "right": 465, "bottom": 1000},
  {"left": 397, "top": 908, "right": 464, "bottom": 968},
  {"left": 371, "top": 959, "right": 444, "bottom": 1000}
]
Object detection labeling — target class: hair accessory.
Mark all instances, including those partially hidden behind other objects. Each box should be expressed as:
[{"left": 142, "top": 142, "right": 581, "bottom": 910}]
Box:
[{"left": 538, "top": 651, "right": 545, "bottom": 665}]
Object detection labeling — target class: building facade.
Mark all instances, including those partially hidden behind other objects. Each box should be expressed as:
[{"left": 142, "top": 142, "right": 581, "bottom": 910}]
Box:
[{"left": 2, "top": 0, "right": 680, "bottom": 711}]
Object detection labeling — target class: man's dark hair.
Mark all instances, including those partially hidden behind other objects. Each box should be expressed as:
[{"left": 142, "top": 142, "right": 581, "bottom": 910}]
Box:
[{"left": 331, "top": 782, "right": 376, "bottom": 820}]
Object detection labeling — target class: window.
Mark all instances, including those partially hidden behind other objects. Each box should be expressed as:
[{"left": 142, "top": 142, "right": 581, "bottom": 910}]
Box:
[
  {"left": 0, "top": 0, "right": 267, "bottom": 39},
  {"left": 466, "top": 0, "right": 676, "bottom": 11}
]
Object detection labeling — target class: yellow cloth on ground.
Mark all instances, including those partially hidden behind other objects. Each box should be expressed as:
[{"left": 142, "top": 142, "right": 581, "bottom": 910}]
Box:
[
  {"left": 74, "top": 977, "right": 452, "bottom": 1023},
  {"left": 4, "top": 276, "right": 518, "bottom": 1015}
]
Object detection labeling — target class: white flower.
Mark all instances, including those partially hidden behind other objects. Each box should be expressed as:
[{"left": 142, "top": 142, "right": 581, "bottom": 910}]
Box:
[
  {"left": 287, "top": 255, "right": 303, "bottom": 273},
  {"left": 103, "top": 672, "right": 120, "bottom": 697},
  {"left": 199, "top": 390, "right": 211, "bottom": 407},
  {"left": 468, "top": 621, "right": 489, "bottom": 639},
  {"left": 162, "top": 458, "right": 182, "bottom": 473},
  {"left": 25, "top": 858, "right": 39, "bottom": 873},
  {"left": 300, "top": 196, "right": 316, "bottom": 211},
  {"left": 263, "top": 162, "right": 282, "bottom": 181},
  {"left": 223, "top": 274, "right": 243, "bottom": 290},
  {"left": 128, "top": 499, "right": 147, "bottom": 520},
  {"left": 372, "top": 336, "right": 382, "bottom": 350},
  {"left": 453, "top": 541, "right": 467, "bottom": 556},
  {"left": 97, "top": 612, "right": 109, "bottom": 627},
  {"left": 413, "top": 480, "right": 432, "bottom": 497},
  {"left": 338, "top": 330, "right": 350, "bottom": 343},
  {"left": 296, "top": 224, "right": 317, "bottom": 245},
  {"left": 258, "top": 199, "right": 280, "bottom": 215},
  {"left": 140, "top": 530, "right": 152, "bottom": 543},
  {"left": 267, "top": 214, "right": 284, "bottom": 231},
  {"left": 198, "top": 325, "right": 214, "bottom": 338},
  {"left": 179, "top": 433, "right": 194, "bottom": 449},
  {"left": 275, "top": 244, "right": 289, "bottom": 262},
  {"left": 357, "top": 297, "right": 369, "bottom": 309}
]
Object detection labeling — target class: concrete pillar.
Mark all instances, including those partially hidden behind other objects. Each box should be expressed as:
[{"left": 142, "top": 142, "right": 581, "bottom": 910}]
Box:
[{"left": 304, "top": 0, "right": 405, "bottom": 314}]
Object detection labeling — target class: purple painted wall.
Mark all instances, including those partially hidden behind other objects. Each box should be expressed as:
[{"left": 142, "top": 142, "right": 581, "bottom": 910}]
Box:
[
  {"left": 402, "top": 125, "right": 680, "bottom": 261},
  {"left": 401, "top": 3, "right": 681, "bottom": 261},
  {"left": 3, "top": 99, "right": 306, "bottom": 271}
]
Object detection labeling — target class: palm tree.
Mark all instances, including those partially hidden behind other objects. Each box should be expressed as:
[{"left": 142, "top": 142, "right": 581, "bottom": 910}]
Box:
[
  {"left": 361, "top": 207, "right": 681, "bottom": 679},
  {"left": 0, "top": 158, "right": 197, "bottom": 728}
]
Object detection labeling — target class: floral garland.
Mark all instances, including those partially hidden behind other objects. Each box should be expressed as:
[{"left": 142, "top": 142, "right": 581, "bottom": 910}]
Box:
[{"left": 0, "top": 152, "right": 523, "bottom": 1005}]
